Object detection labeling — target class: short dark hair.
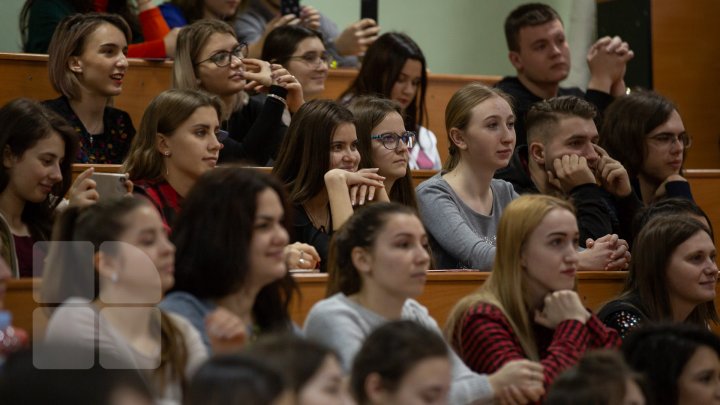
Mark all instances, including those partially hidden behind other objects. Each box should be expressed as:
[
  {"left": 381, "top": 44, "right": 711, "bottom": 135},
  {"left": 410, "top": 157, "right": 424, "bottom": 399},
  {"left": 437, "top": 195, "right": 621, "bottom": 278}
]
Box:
[
  {"left": 351, "top": 320, "right": 449, "bottom": 404},
  {"left": 340, "top": 32, "right": 428, "bottom": 133},
  {"left": 505, "top": 3, "right": 562, "bottom": 52},
  {"left": 631, "top": 197, "right": 713, "bottom": 243},
  {"left": 171, "top": 167, "right": 297, "bottom": 334},
  {"left": 621, "top": 215, "right": 718, "bottom": 327},
  {"left": 185, "top": 354, "right": 287, "bottom": 405},
  {"left": 327, "top": 203, "right": 418, "bottom": 296},
  {"left": 0, "top": 98, "right": 78, "bottom": 242},
  {"left": 245, "top": 333, "right": 339, "bottom": 394},
  {"left": 546, "top": 350, "right": 643, "bottom": 405},
  {"left": 526, "top": 96, "right": 597, "bottom": 143},
  {"left": 347, "top": 96, "right": 418, "bottom": 209},
  {"left": 261, "top": 25, "right": 324, "bottom": 66},
  {"left": 272, "top": 99, "right": 355, "bottom": 205},
  {"left": 600, "top": 91, "right": 679, "bottom": 178},
  {"left": 623, "top": 323, "right": 720, "bottom": 405}
]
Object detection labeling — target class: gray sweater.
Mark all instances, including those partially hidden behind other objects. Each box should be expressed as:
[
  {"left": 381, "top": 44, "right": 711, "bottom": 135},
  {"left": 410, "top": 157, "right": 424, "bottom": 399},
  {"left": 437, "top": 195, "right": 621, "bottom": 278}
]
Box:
[
  {"left": 303, "top": 293, "right": 494, "bottom": 405},
  {"left": 416, "top": 173, "right": 518, "bottom": 270}
]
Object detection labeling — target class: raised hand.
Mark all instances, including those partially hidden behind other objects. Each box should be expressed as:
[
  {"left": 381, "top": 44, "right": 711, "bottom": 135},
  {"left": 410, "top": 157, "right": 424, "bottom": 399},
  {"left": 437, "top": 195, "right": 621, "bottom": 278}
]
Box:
[{"left": 334, "top": 19, "right": 380, "bottom": 57}]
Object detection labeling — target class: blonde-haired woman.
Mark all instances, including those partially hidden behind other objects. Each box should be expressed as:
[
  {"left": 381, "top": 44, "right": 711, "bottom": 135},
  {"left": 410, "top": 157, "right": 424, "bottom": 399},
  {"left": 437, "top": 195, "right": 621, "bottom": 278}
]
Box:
[
  {"left": 123, "top": 89, "right": 224, "bottom": 229},
  {"left": 172, "top": 19, "right": 302, "bottom": 165},
  {"left": 416, "top": 83, "right": 517, "bottom": 270},
  {"left": 446, "top": 195, "right": 620, "bottom": 397}
]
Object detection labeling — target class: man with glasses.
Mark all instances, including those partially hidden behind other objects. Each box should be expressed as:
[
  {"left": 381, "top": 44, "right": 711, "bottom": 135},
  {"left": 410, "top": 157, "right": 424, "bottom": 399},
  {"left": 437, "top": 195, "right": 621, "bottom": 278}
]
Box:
[{"left": 496, "top": 96, "right": 637, "bottom": 270}]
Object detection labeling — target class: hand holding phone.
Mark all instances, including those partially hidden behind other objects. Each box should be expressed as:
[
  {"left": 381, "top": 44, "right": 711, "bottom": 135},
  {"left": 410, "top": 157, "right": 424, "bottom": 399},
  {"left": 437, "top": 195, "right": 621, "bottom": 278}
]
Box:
[{"left": 91, "top": 173, "right": 130, "bottom": 200}]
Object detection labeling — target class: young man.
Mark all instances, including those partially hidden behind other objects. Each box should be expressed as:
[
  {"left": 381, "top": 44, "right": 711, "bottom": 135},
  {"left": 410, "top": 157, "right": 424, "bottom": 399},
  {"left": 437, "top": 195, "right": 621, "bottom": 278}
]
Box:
[
  {"left": 498, "top": 3, "right": 634, "bottom": 146},
  {"left": 496, "top": 96, "right": 639, "bottom": 270}
]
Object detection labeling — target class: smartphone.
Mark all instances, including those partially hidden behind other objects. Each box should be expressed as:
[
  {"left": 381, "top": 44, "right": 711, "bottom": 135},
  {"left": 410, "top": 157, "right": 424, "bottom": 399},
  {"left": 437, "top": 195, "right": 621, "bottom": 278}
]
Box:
[
  {"left": 361, "top": 0, "right": 378, "bottom": 23},
  {"left": 280, "top": 0, "right": 301, "bottom": 16},
  {"left": 91, "top": 173, "right": 128, "bottom": 200}
]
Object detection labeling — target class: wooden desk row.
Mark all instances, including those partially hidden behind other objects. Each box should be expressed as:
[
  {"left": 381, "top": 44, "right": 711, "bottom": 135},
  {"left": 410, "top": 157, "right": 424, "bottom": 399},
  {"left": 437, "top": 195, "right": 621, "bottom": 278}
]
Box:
[{"left": 5, "top": 271, "right": 629, "bottom": 341}]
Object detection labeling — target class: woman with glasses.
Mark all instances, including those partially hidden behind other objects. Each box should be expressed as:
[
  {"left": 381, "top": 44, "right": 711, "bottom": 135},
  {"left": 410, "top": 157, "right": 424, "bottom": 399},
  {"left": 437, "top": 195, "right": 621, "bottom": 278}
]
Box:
[
  {"left": 262, "top": 25, "right": 330, "bottom": 100},
  {"left": 348, "top": 96, "right": 418, "bottom": 209},
  {"left": 173, "top": 19, "right": 302, "bottom": 165},
  {"left": 416, "top": 83, "right": 518, "bottom": 270},
  {"left": 600, "top": 90, "right": 694, "bottom": 205},
  {"left": 340, "top": 32, "right": 441, "bottom": 170}
]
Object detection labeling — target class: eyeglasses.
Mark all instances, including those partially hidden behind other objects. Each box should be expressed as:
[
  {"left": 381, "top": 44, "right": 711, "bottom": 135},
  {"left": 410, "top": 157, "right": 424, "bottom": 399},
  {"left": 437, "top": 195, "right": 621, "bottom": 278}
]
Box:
[
  {"left": 287, "top": 51, "right": 335, "bottom": 68},
  {"left": 648, "top": 132, "right": 692, "bottom": 149},
  {"left": 195, "top": 43, "right": 248, "bottom": 67},
  {"left": 371, "top": 131, "right": 416, "bottom": 150}
]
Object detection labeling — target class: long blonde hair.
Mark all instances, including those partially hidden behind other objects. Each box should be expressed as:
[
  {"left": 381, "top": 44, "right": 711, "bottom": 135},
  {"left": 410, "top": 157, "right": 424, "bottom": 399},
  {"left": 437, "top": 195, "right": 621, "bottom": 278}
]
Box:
[{"left": 445, "top": 194, "right": 575, "bottom": 360}]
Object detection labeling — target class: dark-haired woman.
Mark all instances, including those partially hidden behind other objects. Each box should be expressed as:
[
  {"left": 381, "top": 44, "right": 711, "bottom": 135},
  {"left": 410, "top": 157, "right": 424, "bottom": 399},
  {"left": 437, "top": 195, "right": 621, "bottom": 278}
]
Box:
[
  {"left": 340, "top": 32, "right": 441, "bottom": 169},
  {"left": 42, "top": 197, "right": 207, "bottom": 402},
  {"left": 599, "top": 215, "right": 718, "bottom": 339},
  {"left": 272, "top": 99, "right": 387, "bottom": 272},
  {"left": 21, "top": 0, "right": 178, "bottom": 58},
  {"left": 160, "top": 167, "right": 297, "bottom": 350}
]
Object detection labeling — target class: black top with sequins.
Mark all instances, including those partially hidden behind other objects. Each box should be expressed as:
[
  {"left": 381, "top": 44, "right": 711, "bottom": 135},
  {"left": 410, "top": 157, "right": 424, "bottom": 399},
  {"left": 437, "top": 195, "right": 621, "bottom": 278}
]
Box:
[{"left": 597, "top": 298, "right": 647, "bottom": 340}]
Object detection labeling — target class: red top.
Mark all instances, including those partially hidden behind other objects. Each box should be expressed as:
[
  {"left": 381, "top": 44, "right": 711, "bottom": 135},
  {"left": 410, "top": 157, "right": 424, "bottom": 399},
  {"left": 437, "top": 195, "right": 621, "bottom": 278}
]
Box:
[
  {"left": 133, "top": 179, "right": 182, "bottom": 231},
  {"left": 93, "top": 3, "right": 170, "bottom": 58},
  {"left": 454, "top": 302, "right": 620, "bottom": 402}
]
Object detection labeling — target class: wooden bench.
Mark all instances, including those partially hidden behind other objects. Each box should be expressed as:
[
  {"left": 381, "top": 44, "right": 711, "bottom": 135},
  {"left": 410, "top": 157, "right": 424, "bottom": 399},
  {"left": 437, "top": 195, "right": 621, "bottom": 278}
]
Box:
[{"left": 5, "top": 271, "right": 628, "bottom": 341}]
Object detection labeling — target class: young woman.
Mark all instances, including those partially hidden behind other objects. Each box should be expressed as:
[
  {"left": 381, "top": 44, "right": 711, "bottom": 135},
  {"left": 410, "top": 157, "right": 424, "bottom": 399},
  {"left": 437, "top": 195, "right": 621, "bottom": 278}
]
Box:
[
  {"left": 349, "top": 96, "right": 418, "bottom": 209},
  {"left": 351, "top": 320, "right": 453, "bottom": 405},
  {"left": 340, "top": 32, "right": 441, "bottom": 169},
  {"left": 598, "top": 215, "right": 718, "bottom": 339},
  {"left": 600, "top": 91, "right": 693, "bottom": 205},
  {"left": 173, "top": 19, "right": 302, "bottom": 165},
  {"left": 123, "top": 89, "right": 224, "bottom": 229},
  {"left": 41, "top": 197, "right": 208, "bottom": 402},
  {"left": 272, "top": 99, "right": 387, "bottom": 272},
  {"left": 416, "top": 83, "right": 518, "bottom": 270},
  {"left": 262, "top": 25, "right": 329, "bottom": 100},
  {"left": 623, "top": 323, "right": 720, "bottom": 405},
  {"left": 247, "top": 334, "right": 348, "bottom": 405},
  {"left": 21, "top": 0, "right": 177, "bottom": 58},
  {"left": 445, "top": 195, "right": 620, "bottom": 394},
  {"left": 44, "top": 13, "right": 135, "bottom": 164},
  {"left": 0, "top": 99, "right": 79, "bottom": 278},
  {"left": 159, "top": 167, "right": 297, "bottom": 350},
  {"left": 304, "top": 202, "right": 546, "bottom": 405}
]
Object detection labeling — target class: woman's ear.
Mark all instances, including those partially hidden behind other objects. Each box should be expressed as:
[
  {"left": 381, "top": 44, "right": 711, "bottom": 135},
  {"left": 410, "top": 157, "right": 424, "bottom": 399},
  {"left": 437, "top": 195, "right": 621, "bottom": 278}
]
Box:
[
  {"left": 156, "top": 133, "right": 171, "bottom": 156},
  {"left": 351, "top": 246, "right": 372, "bottom": 275},
  {"left": 95, "top": 250, "right": 119, "bottom": 282},
  {"left": 528, "top": 141, "right": 545, "bottom": 165},
  {"left": 364, "top": 373, "right": 388, "bottom": 404},
  {"left": 3, "top": 146, "right": 15, "bottom": 169},
  {"left": 448, "top": 127, "right": 467, "bottom": 151},
  {"left": 68, "top": 56, "right": 83, "bottom": 74}
]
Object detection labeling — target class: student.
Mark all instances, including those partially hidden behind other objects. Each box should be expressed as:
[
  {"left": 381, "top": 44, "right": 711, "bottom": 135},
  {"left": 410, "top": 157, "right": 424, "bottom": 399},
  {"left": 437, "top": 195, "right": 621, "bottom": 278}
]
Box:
[
  {"left": 234, "top": 0, "right": 379, "bottom": 67},
  {"left": 160, "top": 0, "right": 247, "bottom": 27},
  {"left": 545, "top": 350, "right": 645, "bottom": 405},
  {"left": 598, "top": 215, "right": 718, "bottom": 339},
  {"left": 304, "top": 202, "right": 546, "bottom": 405},
  {"left": 0, "top": 99, "right": 82, "bottom": 278},
  {"left": 497, "top": 3, "right": 633, "bottom": 146},
  {"left": 340, "top": 32, "right": 441, "bottom": 170},
  {"left": 21, "top": 0, "right": 178, "bottom": 58},
  {"left": 351, "top": 320, "right": 453, "bottom": 405},
  {"left": 631, "top": 197, "right": 713, "bottom": 244},
  {"left": 173, "top": 19, "right": 301, "bottom": 165},
  {"left": 123, "top": 89, "right": 224, "bottom": 229},
  {"left": 185, "top": 354, "right": 294, "bottom": 405},
  {"left": 262, "top": 25, "right": 329, "bottom": 100},
  {"left": 445, "top": 195, "right": 620, "bottom": 394},
  {"left": 41, "top": 198, "right": 208, "bottom": 402},
  {"left": 348, "top": 96, "right": 418, "bottom": 209},
  {"left": 272, "top": 99, "right": 387, "bottom": 272},
  {"left": 495, "top": 96, "right": 639, "bottom": 256},
  {"left": 600, "top": 90, "right": 693, "bottom": 205},
  {"left": 622, "top": 324, "right": 720, "bottom": 405},
  {"left": 247, "top": 334, "right": 349, "bottom": 404},
  {"left": 44, "top": 13, "right": 135, "bottom": 164},
  {"left": 160, "top": 167, "right": 297, "bottom": 350},
  {"left": 416, "top": 83, "right": 518, "bottom": 270}
]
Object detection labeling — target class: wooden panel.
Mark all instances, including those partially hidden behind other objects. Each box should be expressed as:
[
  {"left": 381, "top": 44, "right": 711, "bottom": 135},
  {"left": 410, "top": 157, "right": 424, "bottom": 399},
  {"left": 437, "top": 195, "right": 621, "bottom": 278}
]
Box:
[{"left": 652, "top": 0, "right": 720, "bottom": 168}]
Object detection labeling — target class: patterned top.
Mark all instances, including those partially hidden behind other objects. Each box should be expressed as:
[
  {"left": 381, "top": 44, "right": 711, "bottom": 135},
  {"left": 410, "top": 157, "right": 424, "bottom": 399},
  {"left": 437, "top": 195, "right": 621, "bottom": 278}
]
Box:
[
  {"left": 43, "top": 97, "right": 135, "bottom": 164},
  {"left": 133, "top": 179, "right": 181, "bottom": 231},
  {"left": 597, "top": 298, "right": 646, "bottom": 340},
  {"left": 454, "top": 302, "right": 620, "bottom": 403}
]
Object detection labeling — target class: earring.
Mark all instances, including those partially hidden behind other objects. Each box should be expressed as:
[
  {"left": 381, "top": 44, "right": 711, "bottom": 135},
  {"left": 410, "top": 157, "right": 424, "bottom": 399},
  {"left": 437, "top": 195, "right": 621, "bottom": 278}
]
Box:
[
  {"left": 111, "top": 272, "right": 118, "bottom": 283},
  {"left": 163, "top": 151, "right": 171, "bottom": 157}
]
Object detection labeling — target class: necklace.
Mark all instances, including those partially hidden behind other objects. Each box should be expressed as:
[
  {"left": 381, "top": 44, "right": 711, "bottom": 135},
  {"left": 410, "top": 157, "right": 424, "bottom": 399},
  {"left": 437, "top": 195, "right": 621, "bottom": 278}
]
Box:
[{"left": 304, "top": 204, "right": 330, "bottom": 233}]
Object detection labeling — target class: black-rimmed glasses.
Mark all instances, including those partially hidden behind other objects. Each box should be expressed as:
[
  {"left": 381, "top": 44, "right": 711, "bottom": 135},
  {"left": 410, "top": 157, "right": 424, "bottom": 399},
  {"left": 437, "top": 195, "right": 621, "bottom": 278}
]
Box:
[
  {"left": 371, "top": 131, "right": 416, "bottom": 150},
  {"left": 195, "top": 43, "right": 248, "bottom": 67}
]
